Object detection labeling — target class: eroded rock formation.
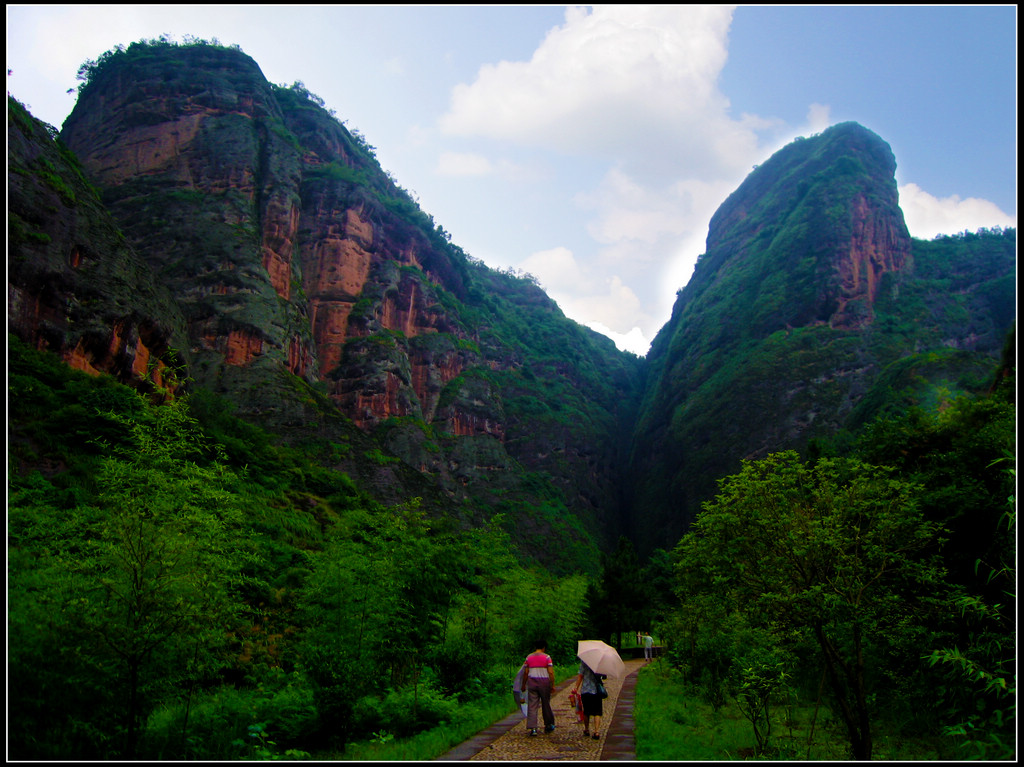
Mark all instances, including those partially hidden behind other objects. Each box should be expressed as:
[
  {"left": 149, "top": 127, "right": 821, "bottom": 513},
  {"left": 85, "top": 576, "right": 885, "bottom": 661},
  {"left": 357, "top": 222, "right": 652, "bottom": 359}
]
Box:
[{"left": 8, "top": 97, "right": 189, "bottom": 399}]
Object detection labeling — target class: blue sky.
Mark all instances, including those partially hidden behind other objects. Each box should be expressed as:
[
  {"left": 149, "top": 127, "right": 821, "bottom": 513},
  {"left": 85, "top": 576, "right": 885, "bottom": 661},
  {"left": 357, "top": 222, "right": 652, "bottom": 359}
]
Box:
[{"left": 7, "top": 5, "right": 1017, "bottom": 355}]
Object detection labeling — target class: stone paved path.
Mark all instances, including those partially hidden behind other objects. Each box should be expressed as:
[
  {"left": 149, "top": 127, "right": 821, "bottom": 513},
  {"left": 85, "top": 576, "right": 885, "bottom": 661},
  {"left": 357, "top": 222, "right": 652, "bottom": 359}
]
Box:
[{"left": 438, "top": 658, "right": 645, "bottom": 761}]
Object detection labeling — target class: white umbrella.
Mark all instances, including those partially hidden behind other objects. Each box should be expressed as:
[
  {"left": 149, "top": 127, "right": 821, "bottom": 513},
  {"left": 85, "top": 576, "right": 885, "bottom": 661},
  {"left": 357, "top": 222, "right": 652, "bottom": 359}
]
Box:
[{"left": 577, "top": 639, "right": 626, "bottom": 678}]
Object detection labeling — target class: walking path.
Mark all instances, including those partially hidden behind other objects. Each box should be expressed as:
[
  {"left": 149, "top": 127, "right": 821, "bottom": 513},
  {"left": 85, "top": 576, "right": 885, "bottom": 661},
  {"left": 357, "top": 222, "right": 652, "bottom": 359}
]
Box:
[{"left": 438, "top": 658, "right": 645, "bottom": 761}]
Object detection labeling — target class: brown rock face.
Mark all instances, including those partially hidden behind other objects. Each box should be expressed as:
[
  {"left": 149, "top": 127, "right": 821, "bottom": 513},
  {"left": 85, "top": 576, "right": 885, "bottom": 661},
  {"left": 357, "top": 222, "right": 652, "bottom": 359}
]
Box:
[
  {"left": 830, "top": 193, "right": 911, "bottom": 329},
  {"left": 301, "top": 206, "right": 377, "bottom": 374},
  {"left": 60, "top": 43, "right": 484, "bottom": 430},
  {"left": 61, "top": 52, "right": 309, "bottom": 378},
  {"left": 8, "top": 96, "right": 189, "bottom": 399},
  {"left": 262, "top": 199, "right": 301, "bottom": 301}
]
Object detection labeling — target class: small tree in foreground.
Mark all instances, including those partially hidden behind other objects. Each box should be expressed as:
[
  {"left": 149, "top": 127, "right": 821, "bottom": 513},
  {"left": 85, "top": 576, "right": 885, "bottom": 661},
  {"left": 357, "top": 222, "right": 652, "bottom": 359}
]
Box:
[{"left": 674, "top": 451, "right": 950, "bottom": 760}]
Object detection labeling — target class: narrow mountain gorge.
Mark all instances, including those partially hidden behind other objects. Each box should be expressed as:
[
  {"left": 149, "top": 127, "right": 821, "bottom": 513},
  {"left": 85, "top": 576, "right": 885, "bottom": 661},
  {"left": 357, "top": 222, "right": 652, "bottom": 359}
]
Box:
[{"left": 8, "top": 40, "right": 1016, "bottom": 566}]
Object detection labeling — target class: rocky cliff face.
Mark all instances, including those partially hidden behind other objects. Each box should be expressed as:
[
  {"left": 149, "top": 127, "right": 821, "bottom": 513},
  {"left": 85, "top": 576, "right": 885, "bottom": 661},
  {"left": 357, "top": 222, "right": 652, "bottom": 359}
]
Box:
[
  {"left": 25, "top": 40, "right": 640, "bottom": 570},
  {"left": 57, "top": 44, "right": 491, "bottom": 430},
  {"left": 8, "top": 97, "right": 189, "bottom": 399},
  {"left": 686, "top": 122, "right": 912, "bottom": 338},
  {"left": 59, "top": 45, "right": 318, "bottom": 393}
]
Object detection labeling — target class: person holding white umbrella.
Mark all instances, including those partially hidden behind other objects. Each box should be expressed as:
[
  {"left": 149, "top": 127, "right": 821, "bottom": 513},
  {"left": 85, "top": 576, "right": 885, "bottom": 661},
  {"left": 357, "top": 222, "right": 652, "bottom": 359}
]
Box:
[
  {"left": 572, "top": 659, "right": 606, "bottom": 739},
  {"left": 573, "top": 639, "right": 625, "bottom": 740}
]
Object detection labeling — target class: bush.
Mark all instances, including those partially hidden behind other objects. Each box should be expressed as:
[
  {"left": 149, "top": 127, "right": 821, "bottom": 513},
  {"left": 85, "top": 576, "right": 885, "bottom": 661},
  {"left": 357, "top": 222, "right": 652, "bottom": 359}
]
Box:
[
  {"left": 429, "top": 637, "right": 488, "bottom": 698},
  {"left": 351, "top": 683, "right": 459, "bottom": 738},
  {"left": 140, "top": 672, "right": 317, "bottom": 760}
]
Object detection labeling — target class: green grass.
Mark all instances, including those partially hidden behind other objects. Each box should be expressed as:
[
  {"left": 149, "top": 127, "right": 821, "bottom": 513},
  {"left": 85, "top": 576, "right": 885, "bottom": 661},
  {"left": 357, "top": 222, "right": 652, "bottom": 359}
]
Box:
[
  {"left": 333, "top": 693, "right": 511, "bottom": 761},
  {"left": 633, "top": 662, "right": 955, "bottom": 761}
]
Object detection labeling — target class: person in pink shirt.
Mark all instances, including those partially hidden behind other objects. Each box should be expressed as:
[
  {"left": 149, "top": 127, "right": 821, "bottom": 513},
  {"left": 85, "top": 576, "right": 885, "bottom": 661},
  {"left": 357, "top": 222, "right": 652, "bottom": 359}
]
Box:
[{"left": 520, "top": 640, "right": 556, "bottom": 735}]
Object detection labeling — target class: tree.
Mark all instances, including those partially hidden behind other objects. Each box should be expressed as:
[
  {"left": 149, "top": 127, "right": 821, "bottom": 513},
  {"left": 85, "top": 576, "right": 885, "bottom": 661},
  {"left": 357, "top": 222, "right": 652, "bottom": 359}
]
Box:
[
  {"left": 854, "top": 397, "right": 1016, "bottom": 602},
  {"left": 85, "top": 457, "right": 250, "bottom": 756},
  {"left": 8, "top": 399, "right": 254, "bottom": 759},
  {"left": 297, "top": 499, "right": 588, "bottom": 743},
  {"left": 296, "top": 499, "right": 473, "bottom": 741},
  {"left": 735, "top": 655, "right": 792, "bottom": 756},
  {"left": 674, "top": 451, "right": 950, "bottom": 760},
  {"left": 639, "top": 547, "right": 679, "bottom": 626},
  {"left": 591, "top": 536, "right": 650, "bottom": 647}
]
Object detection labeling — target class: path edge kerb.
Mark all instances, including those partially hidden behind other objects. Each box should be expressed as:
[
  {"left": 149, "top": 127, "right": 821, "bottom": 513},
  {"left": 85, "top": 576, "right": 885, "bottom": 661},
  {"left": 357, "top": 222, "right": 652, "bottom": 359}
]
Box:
[{"left": 599, "top": 667, "right": 639, "bottom": 761}]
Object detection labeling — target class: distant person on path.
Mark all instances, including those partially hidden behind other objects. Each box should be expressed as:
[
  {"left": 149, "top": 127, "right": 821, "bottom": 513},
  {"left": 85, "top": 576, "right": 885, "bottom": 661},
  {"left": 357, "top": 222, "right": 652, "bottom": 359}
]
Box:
[
  {"left": 643, "top": 632, "right": 654, "bottom": 661},
  {"left": 573, "top": 660, "right": 606, "bottom": 740},
  {"left": 521, "top": 641, "right": 556, "bottom": 736}
]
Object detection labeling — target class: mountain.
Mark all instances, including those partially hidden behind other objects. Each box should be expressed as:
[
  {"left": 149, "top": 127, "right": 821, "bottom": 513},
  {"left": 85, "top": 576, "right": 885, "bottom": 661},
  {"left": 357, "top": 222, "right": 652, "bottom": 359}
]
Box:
[
  {"left": 627, "top": 122, "right": 1015, "bottom": 555},
  {"left": 7, "top": 40, "right": 1015, "bottom": 566},
  {"left": 9, "top": 41, "right": 642, "bottom": 573}
]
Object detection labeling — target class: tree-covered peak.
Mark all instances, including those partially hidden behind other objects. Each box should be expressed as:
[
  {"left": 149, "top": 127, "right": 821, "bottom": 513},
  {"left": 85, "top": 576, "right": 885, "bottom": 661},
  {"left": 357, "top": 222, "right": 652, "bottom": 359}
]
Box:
[{"left": 706, "top": 121, "right": 899, "bottom": 256}]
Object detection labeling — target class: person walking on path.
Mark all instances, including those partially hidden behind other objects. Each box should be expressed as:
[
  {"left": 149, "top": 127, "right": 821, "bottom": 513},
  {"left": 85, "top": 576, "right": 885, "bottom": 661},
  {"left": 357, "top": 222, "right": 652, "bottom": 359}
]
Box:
[
  {"left": 453, "top": 657, "right": 645, "bottom": 761},
  {"left": 521, "top": 641, "right": 556, "bottom": 736},
  {"left": 643, "top": 632, "right": 654, "bottom": 662},
  {"left": 572, "top": 660, "right": 606, "bottom": 740}
]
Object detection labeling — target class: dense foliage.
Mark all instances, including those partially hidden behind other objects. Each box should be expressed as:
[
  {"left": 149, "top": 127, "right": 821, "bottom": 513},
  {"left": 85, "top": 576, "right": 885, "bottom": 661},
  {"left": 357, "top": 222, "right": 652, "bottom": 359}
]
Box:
[
  {"left": 7, "top": 336, "right": 592, "bottom": 760},
  {"left": 659, "top": 385, "right": 1015, "bottom": 760}
]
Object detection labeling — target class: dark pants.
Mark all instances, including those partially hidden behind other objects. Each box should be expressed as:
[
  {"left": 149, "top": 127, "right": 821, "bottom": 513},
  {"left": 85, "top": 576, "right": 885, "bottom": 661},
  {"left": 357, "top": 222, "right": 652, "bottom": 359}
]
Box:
[{"left": 526, "top": 677, "right": 554, "bottom": 729}]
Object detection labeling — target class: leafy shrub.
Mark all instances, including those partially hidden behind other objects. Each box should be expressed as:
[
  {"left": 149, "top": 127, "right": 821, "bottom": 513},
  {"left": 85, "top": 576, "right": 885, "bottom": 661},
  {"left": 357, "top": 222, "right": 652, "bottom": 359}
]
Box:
[
  {"left": 351, "top": 683, "right": 459, "bottom": 738},
  {"left": 428, "top": 636, "right": 489, "bottom": 699},
  {"left": 140, "top": 671, "right": 317, "bottom": 760}
]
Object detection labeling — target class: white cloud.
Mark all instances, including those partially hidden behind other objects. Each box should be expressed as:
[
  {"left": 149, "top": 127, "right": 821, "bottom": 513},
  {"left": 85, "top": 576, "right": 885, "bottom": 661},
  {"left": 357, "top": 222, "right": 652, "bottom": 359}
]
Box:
[
  {"left": 898, "top": 183, "right": 1017, "bottom": 240},
  {"left": 577, "top": 169, "right": 733, "bottom": 251},
  {"left": 805, "top": 103, "right": 832, "bottom": 133},
  {"left": 382, "top": 57, "right": 406, "bottom": 77},
  {"left": 439, "top": 6, "right": 752, "bottom": 181},
  {"left": 548, "top": 274, "right": 649, "bottom": 345},
  {"left": 434, "top": 151, "right": 539, "bottom": 183},
  {"left": 520, "top": 247, "right": 587, "bottom": 293},
  {"left": 577, "top": 168, "right": 685, "bottom": 246},
  {"left": 520, "top": 247, "right": 653, "bottom": 353},
  {"left": 571, "top": 168, "right": 738, "bottom": 340},
  {"left": 568, "top": 275, "right": 643, "bottom": 329},
  {"left": 436, "top": 151, "right": 495, "bottom": 177},
  {"left": 586, "top": 323, "right": 652, "bottom": 356}
]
